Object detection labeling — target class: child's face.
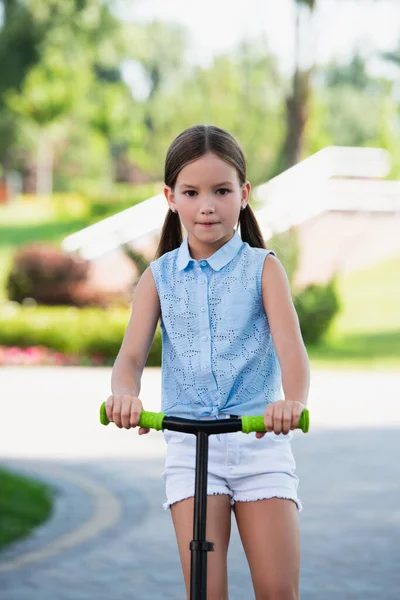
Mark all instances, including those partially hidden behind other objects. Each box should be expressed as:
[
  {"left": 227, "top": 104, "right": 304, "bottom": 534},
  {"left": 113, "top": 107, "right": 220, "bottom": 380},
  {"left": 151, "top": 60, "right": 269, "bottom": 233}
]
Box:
[{"left": 164, "top": 152, "right": 250, "bottom": 253}]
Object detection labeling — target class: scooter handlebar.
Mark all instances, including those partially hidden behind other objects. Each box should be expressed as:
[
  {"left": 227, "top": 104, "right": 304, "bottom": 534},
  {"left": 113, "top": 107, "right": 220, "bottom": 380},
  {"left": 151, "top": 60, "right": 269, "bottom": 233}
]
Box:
[{"left": 99, "top": 403, "right": 309, "bottom": 433}]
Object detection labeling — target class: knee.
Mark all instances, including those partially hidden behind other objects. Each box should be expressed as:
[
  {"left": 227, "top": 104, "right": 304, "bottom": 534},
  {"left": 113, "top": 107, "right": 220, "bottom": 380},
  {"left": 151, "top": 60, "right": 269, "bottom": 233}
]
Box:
[{"left": 255, "top": 582, "right": 298, "bottom": 600}]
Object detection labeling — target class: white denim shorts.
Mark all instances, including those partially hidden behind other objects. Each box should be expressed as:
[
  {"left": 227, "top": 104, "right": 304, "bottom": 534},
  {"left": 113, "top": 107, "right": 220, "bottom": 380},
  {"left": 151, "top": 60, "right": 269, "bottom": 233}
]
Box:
[{"left": 162, "top": 415, "right": 303, "bottom": 512}]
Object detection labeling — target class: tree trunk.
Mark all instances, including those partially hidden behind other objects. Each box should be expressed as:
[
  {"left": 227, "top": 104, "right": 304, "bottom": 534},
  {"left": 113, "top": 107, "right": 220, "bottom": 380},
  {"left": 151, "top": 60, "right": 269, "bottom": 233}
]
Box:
[
  {"left": 36, "top": 132, "right": 53, "bottom": 196},
  {"left": 282, "top": 68, "right": 311, "bottom": 169},
  {"left": 274, "top": 2, "right": 314, "bottom": 173}
]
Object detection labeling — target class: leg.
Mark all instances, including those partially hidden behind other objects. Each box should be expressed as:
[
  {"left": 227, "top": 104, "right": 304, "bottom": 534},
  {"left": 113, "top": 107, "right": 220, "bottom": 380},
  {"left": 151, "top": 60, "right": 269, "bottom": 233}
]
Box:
[
  {"left": 171, "top": 494, "right": 232, "bottom": 600},
  {"left": 234, "top": 498, "right": 300, "bottom": 600}
]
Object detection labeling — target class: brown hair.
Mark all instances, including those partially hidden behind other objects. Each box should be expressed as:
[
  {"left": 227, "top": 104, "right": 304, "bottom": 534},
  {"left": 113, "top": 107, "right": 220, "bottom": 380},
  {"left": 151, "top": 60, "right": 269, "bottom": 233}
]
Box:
[{"left": 154, "top": 125, "right": 266, "bottom": 259}]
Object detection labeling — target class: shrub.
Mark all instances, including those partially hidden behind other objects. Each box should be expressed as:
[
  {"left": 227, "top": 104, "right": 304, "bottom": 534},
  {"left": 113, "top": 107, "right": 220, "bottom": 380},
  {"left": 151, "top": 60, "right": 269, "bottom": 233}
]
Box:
[
  {"left": 6, "top": 244, "right": 89, "bottom": 305},
  {"left": 0, "top": 303, "right": 162, "bottom": 365},
  {"left": 5, "top": 244, "right": 130, "bottom": 308},
  {"left": 294, "top": 279, "right": 340, "bottom": 344}
]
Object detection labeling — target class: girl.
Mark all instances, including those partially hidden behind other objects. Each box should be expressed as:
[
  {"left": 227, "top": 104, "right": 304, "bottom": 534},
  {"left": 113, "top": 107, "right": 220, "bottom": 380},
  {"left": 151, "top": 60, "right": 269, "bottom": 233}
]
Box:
[{"left": 106, "top": 125, "right": 310, "bottom": 600}]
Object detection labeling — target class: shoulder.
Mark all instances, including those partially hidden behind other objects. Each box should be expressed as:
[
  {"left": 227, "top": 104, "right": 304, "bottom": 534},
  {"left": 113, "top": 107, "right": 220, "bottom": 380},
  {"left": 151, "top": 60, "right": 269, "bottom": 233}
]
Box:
[{"left": 261, "top": 252, "right": 291, "bottom": 300}]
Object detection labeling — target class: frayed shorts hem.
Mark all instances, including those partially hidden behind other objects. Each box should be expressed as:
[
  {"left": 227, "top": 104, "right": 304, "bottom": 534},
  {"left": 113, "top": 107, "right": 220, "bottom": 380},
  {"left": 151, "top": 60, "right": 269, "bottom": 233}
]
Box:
[{"left": 163, "top": 487, "right": 303, "bottom": 513}]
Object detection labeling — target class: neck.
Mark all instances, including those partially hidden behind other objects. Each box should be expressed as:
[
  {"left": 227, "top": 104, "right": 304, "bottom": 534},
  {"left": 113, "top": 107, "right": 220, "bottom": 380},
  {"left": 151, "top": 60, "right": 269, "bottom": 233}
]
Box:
[{"left": 187, "top": 230, "right": 235, "bottom": 261}]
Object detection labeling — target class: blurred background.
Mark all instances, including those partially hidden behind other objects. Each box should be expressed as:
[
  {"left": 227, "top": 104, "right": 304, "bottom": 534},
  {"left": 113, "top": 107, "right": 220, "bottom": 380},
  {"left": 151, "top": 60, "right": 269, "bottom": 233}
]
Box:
[{"left": 0, "top": 1, "right": 399, "bottom": 598}]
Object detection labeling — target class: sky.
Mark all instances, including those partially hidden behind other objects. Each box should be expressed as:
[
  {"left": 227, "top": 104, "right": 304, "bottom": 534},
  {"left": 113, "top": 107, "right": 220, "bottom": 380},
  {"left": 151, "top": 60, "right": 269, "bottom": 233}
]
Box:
[{"left": 118, "top": 0, "right": 400, "bottom": 79}]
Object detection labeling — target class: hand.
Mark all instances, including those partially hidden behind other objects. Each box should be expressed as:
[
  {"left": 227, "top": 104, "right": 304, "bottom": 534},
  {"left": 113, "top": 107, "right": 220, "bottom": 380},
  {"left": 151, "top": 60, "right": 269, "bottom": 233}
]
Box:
[
  {"left": 256, "top": 400, "right": 306, "bottom": 438},
  {"left": 105, "top": 394, "right": 150, "bottom": 435}
]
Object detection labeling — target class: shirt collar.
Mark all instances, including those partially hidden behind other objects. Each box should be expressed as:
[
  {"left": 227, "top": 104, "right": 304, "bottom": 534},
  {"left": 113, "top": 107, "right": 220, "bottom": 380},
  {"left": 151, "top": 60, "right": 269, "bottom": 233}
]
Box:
[{"left": 177, "top": 229, "right": 243, "bottom": 272}]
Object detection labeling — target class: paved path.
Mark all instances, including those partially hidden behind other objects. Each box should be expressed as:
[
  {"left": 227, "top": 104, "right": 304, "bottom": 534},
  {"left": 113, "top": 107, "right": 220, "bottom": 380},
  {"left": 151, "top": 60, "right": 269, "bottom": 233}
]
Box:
[{"left": 0, "top": 367, "right": 399, "bottom": 599}]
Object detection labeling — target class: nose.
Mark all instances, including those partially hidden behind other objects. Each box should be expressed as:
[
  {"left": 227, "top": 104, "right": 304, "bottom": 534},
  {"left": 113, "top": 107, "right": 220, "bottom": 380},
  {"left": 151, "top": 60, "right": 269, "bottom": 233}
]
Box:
[{"left": 200, "top": 202, "right": 215, "bottom": 214}]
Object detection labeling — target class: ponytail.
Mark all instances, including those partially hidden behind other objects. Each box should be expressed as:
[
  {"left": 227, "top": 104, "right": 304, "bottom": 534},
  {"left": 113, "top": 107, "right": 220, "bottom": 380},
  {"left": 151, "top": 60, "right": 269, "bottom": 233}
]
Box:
[
  {"left": 154, "top": 209, "right": 183, "bottom": 259},
  {"left": 238, "top": 204, "right": 266, "bottom": 249}
]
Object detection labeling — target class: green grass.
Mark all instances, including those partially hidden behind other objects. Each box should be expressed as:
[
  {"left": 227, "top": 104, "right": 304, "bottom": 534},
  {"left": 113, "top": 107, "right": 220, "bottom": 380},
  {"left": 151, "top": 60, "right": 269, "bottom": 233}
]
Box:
[
  {"left": 308, "top": 254, "right": 400, "bottom": 370},
  {"left": 0, "top": 467, "right": 54, "bottom": 550}
]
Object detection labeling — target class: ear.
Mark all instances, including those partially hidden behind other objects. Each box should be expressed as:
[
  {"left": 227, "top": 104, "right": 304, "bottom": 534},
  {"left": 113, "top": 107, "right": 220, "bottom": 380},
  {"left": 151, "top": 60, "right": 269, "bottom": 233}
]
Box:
[
  {"left": 164, "top": 185, "right": 177, "bottom": 212},
  {"left": 241, "top": 181, "right": 251, "bottom": 208}
]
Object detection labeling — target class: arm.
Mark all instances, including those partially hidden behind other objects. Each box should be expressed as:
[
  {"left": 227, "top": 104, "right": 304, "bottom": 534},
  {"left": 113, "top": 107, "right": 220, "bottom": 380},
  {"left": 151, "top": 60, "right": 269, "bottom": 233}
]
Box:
[
  {"left": 260, "top": 254, "right": 310, "bottom": 434},
  {"left": 107, "top": 267, "right": 161, "bottom": 429}
]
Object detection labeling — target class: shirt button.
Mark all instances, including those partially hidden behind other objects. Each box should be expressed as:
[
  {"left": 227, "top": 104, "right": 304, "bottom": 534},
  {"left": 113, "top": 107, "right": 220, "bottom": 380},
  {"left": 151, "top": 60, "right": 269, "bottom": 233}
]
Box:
[
  {"left": 202, "top": 336, "right": 208, "bottom": 342},
  {"left": 203, "top": 363, "right": 208, "bottom": 369},
  {"left": 201, "top": 306, "right": 206, "bottom": 312},
  {"left": 200, "top": 260, "right": 207, "bottom": 266},
  {"left": 200, "top": 279, "right": 206, "bottom": 285}
]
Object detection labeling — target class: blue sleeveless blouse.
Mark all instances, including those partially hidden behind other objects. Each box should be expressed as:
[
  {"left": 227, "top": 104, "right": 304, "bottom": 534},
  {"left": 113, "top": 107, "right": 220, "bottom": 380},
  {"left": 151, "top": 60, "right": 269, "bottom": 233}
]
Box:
[{"left": 149, "top": 229, "right": 281, "bottom": 419}]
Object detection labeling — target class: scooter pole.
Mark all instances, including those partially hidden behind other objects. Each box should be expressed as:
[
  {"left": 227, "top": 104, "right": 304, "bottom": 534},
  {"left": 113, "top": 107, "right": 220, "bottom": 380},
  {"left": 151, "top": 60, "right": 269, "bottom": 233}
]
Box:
[{"left": 190, "top": 431, "right": 212, "bottom": 600}]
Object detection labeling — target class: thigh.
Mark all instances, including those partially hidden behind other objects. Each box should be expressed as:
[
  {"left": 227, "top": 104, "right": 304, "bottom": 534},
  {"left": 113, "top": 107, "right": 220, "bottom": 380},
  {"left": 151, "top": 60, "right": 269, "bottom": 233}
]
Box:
[
  {"left": 234, "top": 498, "right": 300, "bottom": 600},
  {"left": 171, "top": 494, "right": 232, "bottom": 600}
]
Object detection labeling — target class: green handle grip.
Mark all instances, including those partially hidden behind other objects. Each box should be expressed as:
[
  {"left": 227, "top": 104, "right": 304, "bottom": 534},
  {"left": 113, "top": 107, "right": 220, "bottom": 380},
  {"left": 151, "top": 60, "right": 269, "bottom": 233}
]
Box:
[
  {"left": 241, "top": 408, "right": 309, "bottom": 434},
  {"left": 100, "top": 403, "right": 309, "bottom": 433},
  {"left": 100, "top": 403, "right": 166, "bottom": 430}
]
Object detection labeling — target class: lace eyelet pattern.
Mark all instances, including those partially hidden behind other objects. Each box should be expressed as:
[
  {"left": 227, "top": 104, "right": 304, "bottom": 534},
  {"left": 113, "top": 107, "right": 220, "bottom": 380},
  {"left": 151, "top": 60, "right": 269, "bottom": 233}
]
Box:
[{"left": 150, "top": 235, "right": 281, "bottom": 419}]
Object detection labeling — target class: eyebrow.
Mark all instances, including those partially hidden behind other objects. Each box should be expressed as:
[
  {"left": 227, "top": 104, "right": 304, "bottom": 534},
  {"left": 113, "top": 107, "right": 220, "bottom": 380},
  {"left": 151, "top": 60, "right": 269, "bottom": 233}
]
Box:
[{"left": 179, "top": 181, "right": 234, "bottom": 189}]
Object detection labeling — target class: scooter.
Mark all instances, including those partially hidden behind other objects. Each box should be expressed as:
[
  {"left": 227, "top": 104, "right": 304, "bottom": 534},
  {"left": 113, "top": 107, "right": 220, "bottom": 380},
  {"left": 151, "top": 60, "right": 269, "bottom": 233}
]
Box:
[{"left": 100, "top": 403, "right": 309, "bottom": 600}]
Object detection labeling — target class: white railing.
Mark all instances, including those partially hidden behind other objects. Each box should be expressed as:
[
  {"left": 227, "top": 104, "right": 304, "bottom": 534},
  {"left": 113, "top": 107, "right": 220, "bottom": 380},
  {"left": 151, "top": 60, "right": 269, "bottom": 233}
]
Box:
[
  {"left": 327, "top": 179, "right": 400, "bottom": 212},
  {"left": 252, "top": 146, "right": 392, "bottom": 238},
  {"left": 62, "top": 146, "right": 393, "bottom": 259},
  {"left": 62, "top": 193, "right": 166, "bottom": 259}
]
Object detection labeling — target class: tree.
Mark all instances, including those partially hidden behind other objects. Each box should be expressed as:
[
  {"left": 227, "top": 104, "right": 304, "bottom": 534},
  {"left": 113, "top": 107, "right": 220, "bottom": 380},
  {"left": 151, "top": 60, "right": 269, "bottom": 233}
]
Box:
[
  {"left": 4, "top": 42, "right": 93, "bottom": 195},
  {"left": 0, "top": 0, "right": 133, "bottom": 193},
  {"left": 272, "top": 0, "right": 316, "bottom": 175}
]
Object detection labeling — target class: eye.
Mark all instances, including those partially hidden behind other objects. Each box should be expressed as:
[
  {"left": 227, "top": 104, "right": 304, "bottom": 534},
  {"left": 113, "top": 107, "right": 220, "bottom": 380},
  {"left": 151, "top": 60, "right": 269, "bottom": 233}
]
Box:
[
  {"left": 216, "top": 188, "right": 230, "bottom": 196},
  {"left": 183, "top": 190, "right": 197, "bottom": 197}
]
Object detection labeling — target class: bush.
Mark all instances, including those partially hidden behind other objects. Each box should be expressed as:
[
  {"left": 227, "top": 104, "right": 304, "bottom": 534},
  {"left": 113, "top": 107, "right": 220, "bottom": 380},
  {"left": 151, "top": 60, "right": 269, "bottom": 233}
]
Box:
[
  {"left": 0, "top": 303, "right": 162, "bottom": 365},
  {"left": 6, "top": 244, "right": 131, "bottom": 308},
  {"left": 294, "top": 279, "right": 340, "bottom": 344},
  {"left": 6, "top": 244, "right": 89, "bottom": 305}
]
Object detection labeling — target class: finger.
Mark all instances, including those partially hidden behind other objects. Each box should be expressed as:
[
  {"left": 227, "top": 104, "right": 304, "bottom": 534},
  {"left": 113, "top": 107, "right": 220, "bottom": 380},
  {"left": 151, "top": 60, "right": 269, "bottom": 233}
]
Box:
[
  {"left": 273, "top": 404, "right": 284, "bottom": 435},
  {"left": 138, "top": 428, "right": 150, "bottom": 435},
  {"left": 282, "top": 403, "right": 293, "bottom": 435},
  {"left": 292, "top": 404, "right": 306, "bottom": 429},
  {"left": 105, "top": 396, "right": 114, "bottom": 422},
  {"left": 121, "top": 398, "right": 132, "bottom": 429},
  {"left": 113, "top": 395, "right": 122, "bottom": 428},
  {"left": 255, "top": 432, "right": 266, "bottom": 439},
  {"left": 290, "top": 408, "right": 301, "bottom": 430},
  {"left": 130, "top": 399, "right": 142, "bottom": 428},
  {"left": 264, "top": 408, "right": 273, "bottom": 432}
]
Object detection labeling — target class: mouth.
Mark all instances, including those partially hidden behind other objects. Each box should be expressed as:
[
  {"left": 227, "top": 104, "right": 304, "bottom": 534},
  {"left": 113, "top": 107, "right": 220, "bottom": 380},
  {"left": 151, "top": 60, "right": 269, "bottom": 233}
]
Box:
[{"left": 197, "top": 222, "right": 219, "bottom": 227}]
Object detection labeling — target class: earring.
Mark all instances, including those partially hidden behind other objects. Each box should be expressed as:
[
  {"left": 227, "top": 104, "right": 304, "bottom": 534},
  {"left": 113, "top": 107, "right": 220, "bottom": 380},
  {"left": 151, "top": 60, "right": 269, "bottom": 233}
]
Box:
[{"left": 241, "top": 205, "right": 246, "bottom": 211}]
